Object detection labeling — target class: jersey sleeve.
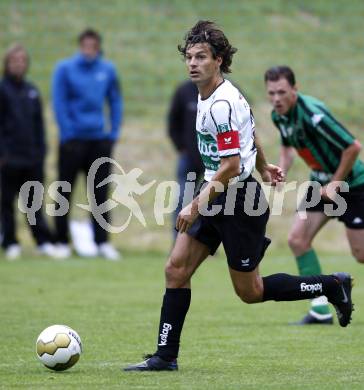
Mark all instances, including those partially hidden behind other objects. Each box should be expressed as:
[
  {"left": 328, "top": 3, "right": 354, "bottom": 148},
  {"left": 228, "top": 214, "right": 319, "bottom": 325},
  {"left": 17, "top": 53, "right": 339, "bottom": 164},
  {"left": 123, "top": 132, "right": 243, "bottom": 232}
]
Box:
[
  {"left": 210, "top": 99, "right": 240, "bottom": 158},
  {"left": 271, "top": 112, "right": 291, "bottom": 147},
  {"left": 303, "top": 103, "right": 355, "bottom": 150}
]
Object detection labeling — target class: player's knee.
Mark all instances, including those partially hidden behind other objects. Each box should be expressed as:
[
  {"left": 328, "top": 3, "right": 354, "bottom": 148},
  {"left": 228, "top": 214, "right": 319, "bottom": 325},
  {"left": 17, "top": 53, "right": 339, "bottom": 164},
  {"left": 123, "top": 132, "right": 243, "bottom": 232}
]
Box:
[
  {"left": 164, "top": 255, "right": 189, "bottom": 286},
  {"left": 288, "top": 233, "right": 310, "bottom": 253},
  {"left": 235, "top": 287, "right": 262, "bottom": 304},
  {"left": 352, "top": 248, "right": 364, "bottom": 263}
]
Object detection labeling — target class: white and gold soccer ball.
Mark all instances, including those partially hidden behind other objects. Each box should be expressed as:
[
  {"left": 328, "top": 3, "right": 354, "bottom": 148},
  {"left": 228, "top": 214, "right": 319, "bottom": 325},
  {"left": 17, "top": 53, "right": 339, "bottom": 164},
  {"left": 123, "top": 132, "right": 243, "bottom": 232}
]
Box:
[{"left": 36, "top": 325, "right": 82, "bottom": 371}]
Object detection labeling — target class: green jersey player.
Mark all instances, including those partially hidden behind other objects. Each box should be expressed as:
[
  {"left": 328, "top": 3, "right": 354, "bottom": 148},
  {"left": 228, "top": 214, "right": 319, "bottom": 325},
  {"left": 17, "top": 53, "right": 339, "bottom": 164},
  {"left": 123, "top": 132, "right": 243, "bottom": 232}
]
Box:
[
  {"left": 265, "top": 65, "right": 364, "bottom": 325},
  {"left": 124, "top": 21, "right": 354, "bottom": 372}
]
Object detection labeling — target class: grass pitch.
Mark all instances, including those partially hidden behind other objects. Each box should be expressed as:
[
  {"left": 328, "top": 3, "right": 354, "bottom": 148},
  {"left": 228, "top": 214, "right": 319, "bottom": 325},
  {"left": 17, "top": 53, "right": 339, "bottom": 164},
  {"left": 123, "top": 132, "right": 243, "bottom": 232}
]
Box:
[{"left": 1, "top": 250, "right": 363, "bottom": 389}]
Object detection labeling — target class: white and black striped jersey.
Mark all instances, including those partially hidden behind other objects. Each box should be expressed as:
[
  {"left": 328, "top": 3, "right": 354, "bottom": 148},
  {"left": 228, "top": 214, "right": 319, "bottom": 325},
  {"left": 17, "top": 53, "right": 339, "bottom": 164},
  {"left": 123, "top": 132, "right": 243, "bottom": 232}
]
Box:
[{"left": 196, "top": 79, "right": 257, "bottom": 182}]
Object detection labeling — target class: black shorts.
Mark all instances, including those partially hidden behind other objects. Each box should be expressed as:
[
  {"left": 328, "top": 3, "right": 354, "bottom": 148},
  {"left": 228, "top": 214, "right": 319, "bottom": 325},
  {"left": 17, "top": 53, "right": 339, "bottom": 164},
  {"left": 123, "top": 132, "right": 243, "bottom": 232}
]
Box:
[
  {"left": 187, "top": 176, "right": 271, "bottom": 272},
  {"left": 298, "top": 182, "right": 364, "bottom": 229}
]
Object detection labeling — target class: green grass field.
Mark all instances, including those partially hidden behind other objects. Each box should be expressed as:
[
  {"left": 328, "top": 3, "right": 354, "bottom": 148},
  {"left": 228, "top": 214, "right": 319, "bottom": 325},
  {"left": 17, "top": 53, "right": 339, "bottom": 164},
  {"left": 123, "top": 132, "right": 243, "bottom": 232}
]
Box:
[{"left": 1, "top": 251, "right": 363, "bottom": 389}]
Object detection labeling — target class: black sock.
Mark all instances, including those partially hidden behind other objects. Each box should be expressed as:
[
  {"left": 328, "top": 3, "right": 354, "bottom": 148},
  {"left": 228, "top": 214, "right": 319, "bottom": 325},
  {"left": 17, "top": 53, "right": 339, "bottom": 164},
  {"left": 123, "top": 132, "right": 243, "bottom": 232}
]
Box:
[
  {"left": 155, "top": 288, "right": 191, "bottom": 361},
  {"left": 262, "top": 273, "right": 338, "bottom": 302}
]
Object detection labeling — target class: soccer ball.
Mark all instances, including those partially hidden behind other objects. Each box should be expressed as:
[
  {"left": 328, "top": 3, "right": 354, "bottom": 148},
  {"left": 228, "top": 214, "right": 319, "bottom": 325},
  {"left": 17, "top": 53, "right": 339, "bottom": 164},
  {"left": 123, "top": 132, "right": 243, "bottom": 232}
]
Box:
[{"left": 36, "top": 325, "right": 82, "bottom": 371}]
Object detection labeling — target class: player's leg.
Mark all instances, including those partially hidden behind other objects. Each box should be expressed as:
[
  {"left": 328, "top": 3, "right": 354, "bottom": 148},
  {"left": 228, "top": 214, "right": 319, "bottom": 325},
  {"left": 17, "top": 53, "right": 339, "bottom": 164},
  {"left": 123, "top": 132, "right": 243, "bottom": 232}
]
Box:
[
  {"left": 124, "top": 232, "right": 212, "bottom": 371},
  {"left": 229, "top": 265, "right": 353, "bottom": 328},
  {"left": 84, "top": 140, "right": 113, "bottom": 247},
  {"left": 222, "top": 177, "right": 352, "bottom": 327},
  {"left": 341, "top": 189, "right": 364, "bottom": 263},
  {"left": 54, "top": 142, "right": 82, "bottom": 248},
  {"left": 288, "top": 211, "right": 332, "bottom": 324},
  {"left": 0, "top": 165, "right": 21, "bottom": 257},
  {"left": 346, "top": 228, "right": 364, "bottom": 263},
  {"left": 25, "top": 163, "right": 54, "bottom": 248}
]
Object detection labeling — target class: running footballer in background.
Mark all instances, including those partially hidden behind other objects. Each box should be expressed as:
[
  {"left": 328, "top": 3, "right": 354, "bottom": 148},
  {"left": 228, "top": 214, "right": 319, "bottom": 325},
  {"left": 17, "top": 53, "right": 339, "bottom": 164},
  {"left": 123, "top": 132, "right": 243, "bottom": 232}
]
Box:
[
  {"left": 124, "top": 21, "right": 354, "bottom": 372},
  {"left": 265, "top": 65, "right": 364, "bottom": 325}
]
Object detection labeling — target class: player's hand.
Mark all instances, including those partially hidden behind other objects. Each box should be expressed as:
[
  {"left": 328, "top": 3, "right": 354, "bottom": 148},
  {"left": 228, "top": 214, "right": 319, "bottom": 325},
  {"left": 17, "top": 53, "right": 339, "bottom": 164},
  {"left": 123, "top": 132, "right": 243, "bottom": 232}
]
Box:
[
  {"left": 176, "top": 202, "right": 199, "bottom": 234},
  {"left": 320, "top": 184, "right": 338, "bottom": 202},
  {"left": 260, "top": 164, "right": 285, "bottom": 186}
]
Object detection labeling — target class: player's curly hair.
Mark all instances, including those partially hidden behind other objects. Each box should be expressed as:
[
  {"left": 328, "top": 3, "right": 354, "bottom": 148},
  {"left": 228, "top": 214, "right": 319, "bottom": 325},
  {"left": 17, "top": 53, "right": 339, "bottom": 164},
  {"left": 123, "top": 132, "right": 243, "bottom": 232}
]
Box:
[{"left": 178, "top": 20, "right": 237, "bottom": 74}]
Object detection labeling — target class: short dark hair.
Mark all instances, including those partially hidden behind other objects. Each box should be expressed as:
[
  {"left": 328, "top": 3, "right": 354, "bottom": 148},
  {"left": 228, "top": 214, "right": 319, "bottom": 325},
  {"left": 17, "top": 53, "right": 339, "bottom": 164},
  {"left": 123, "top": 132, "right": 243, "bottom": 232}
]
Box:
[
  {"left": 264, "top": 66, "right": 296, "bottom": 86},
  {"left": 178, "top": 20, "right": 237, "bottom": 74},
  {"left": 78, "top": 28, "right": 102, "bottom": 44}
]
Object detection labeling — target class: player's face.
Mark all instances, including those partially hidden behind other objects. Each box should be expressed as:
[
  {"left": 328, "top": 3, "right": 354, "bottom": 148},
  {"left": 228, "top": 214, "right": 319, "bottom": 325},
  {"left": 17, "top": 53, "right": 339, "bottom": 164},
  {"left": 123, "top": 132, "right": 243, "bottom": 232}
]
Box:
[
  {"left": 266, "top": 78, "right": 297, "bottom": 115},
  {"left": 7, "top": 50, "right": 28, "bottom": 79},
  {"left": 79, "top": 37, "right": 100, "bottom": 59},
  {"left": 185, "top": 43, "right": 222, "bottom": 85}
]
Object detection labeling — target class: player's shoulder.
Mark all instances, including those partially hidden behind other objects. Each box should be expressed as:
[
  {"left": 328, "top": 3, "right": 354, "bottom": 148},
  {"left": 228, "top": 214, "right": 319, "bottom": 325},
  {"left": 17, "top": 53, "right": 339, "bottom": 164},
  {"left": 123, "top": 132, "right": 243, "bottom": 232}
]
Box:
[
  {"left": 297, "top": 93, "right": 328, "bottom": 115},
  {"left": 212, "top": 80, "right": 249, "bottom": 111},
  {"left": 215, "top": 79, "right": 241, "bottom": 101}
]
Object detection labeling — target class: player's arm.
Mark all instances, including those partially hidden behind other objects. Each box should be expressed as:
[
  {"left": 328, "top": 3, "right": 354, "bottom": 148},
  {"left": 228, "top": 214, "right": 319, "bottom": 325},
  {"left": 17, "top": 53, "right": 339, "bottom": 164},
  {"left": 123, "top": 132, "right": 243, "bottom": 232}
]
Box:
[
  {"left": 328, "top": 140, "right": 362, "bottom": 183},
  {"left": 52, "top": 63, "right": 73, "bottom": 140},
  {"left": 255, "top": 133, "right": 284, "bottom": 185},
  {"left": 303, "top": 103, "right": 362, "bottom": 195},
  {"left": 107, "top": 65, "right": 122, "bottom": 141},
  {"left": 317, "top": 112, "right": 362, "bottom": 183},
  {"left": 321, "top": 140, "right": 362, "bottom": 200},
  {"left": 279, "top": 145, "right": 296, "bottom": 177},
  {"left": 176, "top": 154, "right": 240, "bottom": 233}
]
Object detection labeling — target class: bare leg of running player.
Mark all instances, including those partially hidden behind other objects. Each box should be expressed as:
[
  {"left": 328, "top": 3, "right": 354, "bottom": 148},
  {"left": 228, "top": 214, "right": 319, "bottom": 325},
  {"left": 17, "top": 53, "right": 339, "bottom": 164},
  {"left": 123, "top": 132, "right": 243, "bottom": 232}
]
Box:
[{"left": 346, "top": 228, "right": 364, "bottom": 263}]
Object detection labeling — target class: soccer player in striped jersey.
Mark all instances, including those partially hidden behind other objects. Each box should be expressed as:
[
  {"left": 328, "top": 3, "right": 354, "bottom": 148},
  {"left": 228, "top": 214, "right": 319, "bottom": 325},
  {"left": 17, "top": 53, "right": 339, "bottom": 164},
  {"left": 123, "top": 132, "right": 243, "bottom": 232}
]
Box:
[
  {"left": 265, "top": 65, "right": 364, "bottom": 325},
  {"left": 124, "top": 21, "right": 354, "bottom": 372}
]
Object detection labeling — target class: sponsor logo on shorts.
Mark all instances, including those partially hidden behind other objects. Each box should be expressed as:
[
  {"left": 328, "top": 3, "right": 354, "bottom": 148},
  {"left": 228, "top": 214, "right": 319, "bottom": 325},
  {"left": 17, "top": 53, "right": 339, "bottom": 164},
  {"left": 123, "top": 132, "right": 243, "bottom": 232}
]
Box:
[
  {"left": 241, "top": 258, "right": 250, "bottom": 267},
  {"left": 158, "top": 323, "right": 172, "bottom": 346},
  {"left": 352, "top": 217, "right": 363, "bottom": 224},
  {"left": 300, "top": 282, "right": 322, "bottom": 294}
]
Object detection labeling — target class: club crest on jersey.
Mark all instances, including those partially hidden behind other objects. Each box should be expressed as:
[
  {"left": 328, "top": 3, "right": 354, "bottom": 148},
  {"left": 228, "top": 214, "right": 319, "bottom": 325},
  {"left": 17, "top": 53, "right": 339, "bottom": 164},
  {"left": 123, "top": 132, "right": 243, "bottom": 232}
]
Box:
[{"left": 217, "top": 123, "right": 230, "bottom": 133}]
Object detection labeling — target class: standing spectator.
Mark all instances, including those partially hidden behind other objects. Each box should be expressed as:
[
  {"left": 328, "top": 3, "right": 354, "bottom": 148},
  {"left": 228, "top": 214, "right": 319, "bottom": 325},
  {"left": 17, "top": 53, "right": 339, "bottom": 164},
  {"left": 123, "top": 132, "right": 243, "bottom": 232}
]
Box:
[
  {"left": 52, "top": 29, "right": 122, "bottom": 260},
  {"left": 168, "top": 80, "right": 204, "bottom": 238},
  {"left": 0, "top": 44, "right": 55, "bottom": 260}
]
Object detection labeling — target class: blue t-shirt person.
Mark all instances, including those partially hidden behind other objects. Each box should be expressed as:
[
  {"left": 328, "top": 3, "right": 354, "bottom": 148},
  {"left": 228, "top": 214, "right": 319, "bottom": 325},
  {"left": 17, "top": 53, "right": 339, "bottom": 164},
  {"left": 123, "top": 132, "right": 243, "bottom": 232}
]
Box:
[{"left": 52, "top": 52, "right": 122, "bottom": 143}]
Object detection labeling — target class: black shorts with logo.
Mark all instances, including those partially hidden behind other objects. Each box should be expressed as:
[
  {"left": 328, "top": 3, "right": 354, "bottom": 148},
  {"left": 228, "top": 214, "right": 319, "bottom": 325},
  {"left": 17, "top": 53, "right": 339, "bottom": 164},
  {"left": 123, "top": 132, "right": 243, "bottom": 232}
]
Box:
[
  {"left": 187, "top": 175, "right": 271, "bottom": 272},
  {"left": 298, "top": 182, "right": 364, "bottom": 229}
]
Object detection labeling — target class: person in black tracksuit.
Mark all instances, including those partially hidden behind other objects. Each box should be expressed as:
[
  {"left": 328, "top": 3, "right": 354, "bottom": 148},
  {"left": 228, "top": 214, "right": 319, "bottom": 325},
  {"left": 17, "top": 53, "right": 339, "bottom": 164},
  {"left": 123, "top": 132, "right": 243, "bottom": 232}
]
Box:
[
  {"left": 0, "top": 44, "right": 53, "bottom": 257},
  {"left": 167, "top": 80, "right": 204, "bottom": 239}
]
